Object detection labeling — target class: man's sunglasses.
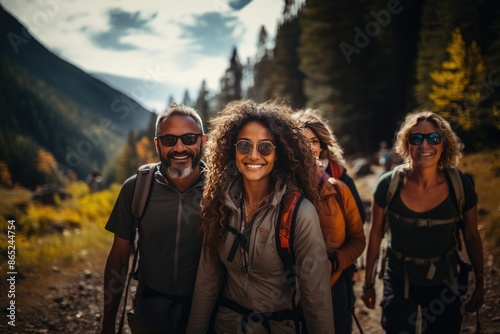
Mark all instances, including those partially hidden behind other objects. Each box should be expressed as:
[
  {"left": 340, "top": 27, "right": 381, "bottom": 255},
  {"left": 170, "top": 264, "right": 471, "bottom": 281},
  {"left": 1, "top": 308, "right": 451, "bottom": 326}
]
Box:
[
  {"left": 235, "top": 140, "right": 276, "bottom": 156},
  {"left": 156, "top": 133, "right": 202, "bottom": 146},
  {"left": 408, "top": 132, "right": 443, "bottom": 146}
]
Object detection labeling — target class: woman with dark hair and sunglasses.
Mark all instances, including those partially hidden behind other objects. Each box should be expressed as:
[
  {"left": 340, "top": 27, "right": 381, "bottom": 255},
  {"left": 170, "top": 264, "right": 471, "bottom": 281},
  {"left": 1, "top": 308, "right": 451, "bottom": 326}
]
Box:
[
  {"left": 187, "top": 100, "right": 334, "bottom": 333},
  {"left": 293, "top": 109, "right": 366, "bottom": 334},
  {"left": 362, "top": 110, "right": 484, "bottom": 333}
]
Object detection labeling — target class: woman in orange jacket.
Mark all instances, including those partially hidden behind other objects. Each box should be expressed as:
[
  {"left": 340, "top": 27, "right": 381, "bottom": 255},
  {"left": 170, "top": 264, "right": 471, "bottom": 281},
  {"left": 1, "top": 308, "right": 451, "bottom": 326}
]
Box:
[{"left": 294, "top": 109, "right": 366, "bottom": 334}]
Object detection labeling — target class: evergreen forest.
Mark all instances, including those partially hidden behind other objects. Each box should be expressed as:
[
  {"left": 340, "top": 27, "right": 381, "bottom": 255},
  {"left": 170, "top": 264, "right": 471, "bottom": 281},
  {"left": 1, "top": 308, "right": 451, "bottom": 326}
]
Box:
[{"left": 1, "top": 0, "right": 499, "bottom": 190}]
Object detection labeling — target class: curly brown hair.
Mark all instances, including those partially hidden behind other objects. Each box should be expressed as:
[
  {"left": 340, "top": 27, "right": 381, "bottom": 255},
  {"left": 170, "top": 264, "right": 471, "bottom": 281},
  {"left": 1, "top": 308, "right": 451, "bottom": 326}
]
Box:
[
  {"left": 394, "top": 110, "right": 463, "bottom": 168},
  {"left": 200, "top": 100, "right": 320, "bottom": 257},
  {"left": 292, "top": 109, "right": 345, "bottom": 165}
]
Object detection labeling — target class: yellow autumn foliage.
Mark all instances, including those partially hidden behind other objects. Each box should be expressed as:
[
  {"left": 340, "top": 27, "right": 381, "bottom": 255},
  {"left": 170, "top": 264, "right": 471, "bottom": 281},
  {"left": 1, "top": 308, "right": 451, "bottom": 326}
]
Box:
[
  {"left": 429, "top": 28, "right": 487, "bottom": 130},
  {"left": 0, "top": 181, "right": 120, "bottom": 272}
]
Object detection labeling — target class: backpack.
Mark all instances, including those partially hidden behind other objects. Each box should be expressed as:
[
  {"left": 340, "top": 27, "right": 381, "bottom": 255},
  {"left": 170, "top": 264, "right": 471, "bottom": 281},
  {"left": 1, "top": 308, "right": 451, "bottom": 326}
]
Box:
[
  {"left": 222, "top": 190, "right": 306, "bottom": 333},
  {"left": 379, "top": 164, "right": 472, "bottom": 298},
  {"left": 123, "top": 165, "right": 307, "bottom": 332},
  {"left": 117, "top": 162, "right": 161, "bottom": 334}
]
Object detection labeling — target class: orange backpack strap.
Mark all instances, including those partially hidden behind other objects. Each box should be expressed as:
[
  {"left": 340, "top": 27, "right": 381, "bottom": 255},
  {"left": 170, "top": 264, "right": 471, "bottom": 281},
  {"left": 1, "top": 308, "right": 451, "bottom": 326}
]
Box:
[
  {"left": 276, "top": 190, "right": 304, "bottom": 329},
  {"left": 278, "top": 191, "right": 303, "bottom": 250},
  {"left": 328, "top": 160, "right": 345, "bottom": 179},
  {"left": 276, "top": 190, "right": 304, "bottom": 286}
]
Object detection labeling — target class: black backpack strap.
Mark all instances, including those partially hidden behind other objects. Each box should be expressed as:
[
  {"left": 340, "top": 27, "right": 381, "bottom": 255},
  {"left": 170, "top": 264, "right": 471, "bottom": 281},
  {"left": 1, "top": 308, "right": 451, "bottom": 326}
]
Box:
[
  {"left": 217, "top": 296, "right": 302, "bottom": 333},
  {"left": 128, "top": 162, "right": 159, "bottom": 273},
  {"left": 378, "top": 164, "right": 408, "bottom": 280},
  {"left": 118, "top": 162, "right": 159, "bottom": 334},
  {"left": 132, "top": 162, "right": 160, "bottom": 221},
  {"left": 445, "top": 167, "right": 467, "bottom": 251}
]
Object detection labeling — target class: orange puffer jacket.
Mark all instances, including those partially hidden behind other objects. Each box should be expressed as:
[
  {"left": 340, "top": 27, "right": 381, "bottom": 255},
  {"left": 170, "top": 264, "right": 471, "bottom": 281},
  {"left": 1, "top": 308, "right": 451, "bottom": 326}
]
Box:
[{"left": 318, "top": 172, "right": 366, "bottom": 285}]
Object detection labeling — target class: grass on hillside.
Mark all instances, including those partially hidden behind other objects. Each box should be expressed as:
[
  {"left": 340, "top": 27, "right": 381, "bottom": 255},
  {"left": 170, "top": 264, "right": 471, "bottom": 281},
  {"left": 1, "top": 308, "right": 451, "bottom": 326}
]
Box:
[
  {"left": 0, "top": 182, "right": 119, "bottom": 274},
  {"left": 459, "top": 149, "right": 500, "bottom": 256}
]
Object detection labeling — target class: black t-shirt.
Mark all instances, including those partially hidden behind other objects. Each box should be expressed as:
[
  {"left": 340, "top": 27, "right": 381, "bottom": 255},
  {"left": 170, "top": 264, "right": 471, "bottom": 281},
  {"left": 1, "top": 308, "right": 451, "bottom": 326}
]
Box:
[{"left": 373, "top": 168, "right": 477, "bottom": 286}]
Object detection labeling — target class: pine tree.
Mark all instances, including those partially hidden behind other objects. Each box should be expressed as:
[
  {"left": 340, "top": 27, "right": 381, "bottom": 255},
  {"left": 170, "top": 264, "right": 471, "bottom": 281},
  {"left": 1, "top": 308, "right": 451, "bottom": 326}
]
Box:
[
  {"left": 195, "top": 80, "right": 210, "bottom": 131},
  {"left": 298, "top": 0, "right": 341, "bottom": 115},
  {"left": 429, "top": 29, "right": 487, "bottom": 130},
  {"left": 116, "top": 131, "right": 139, "bottom": 183},
  {"left": 414, "top": 0, "right": 478, "bottom": 109},
  {"left": 219, "top": 47, "right": 243, "bottom": 106},
  {"left": 182, "top": 89, "right": 192, "bottom": 107},
  {"left": 256, "top": 26, "right": 269, "bottom": 61},
  {"left": 167, "top": 95, "right": 175, "bottom": 108},
  {"left": 480, "top": 0, "right": 500, "bottom": 133},
  {"left": 253, "top": 26, "right": 274, "bottom": 102},
  {"left": 298, "top": 0, "right": 375, "bottom": 152},
  {"left": 268, "top": 15, "right": 305, "bottom": 109}
]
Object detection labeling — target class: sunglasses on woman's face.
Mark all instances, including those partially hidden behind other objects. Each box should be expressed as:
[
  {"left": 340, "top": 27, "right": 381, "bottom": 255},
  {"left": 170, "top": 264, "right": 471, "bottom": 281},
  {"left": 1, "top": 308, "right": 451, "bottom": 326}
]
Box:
[
  {"left": 408, "top": 132, "right": 443, "bottom": 146},
  {"left": 234, "top": 140, "right": 276, "bottom": 156},
  {"left": 156, "top": 133, "right": 202, "bottom": 146}
]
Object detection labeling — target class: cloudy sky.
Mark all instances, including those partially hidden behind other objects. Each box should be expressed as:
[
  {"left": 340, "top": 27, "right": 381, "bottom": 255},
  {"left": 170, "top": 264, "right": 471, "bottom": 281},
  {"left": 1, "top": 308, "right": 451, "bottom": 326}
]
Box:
[{"left": 1, "top": 0, "right": 285, "bottom": 111}]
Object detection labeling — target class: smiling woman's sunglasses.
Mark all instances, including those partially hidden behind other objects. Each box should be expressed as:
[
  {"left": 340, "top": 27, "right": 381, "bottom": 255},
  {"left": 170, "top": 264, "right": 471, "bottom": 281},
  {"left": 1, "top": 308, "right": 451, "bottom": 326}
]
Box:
[
  {"left": 235, "top": 140, "right": 276, "bottom": 156},
  {"left": 156, "top": 133, "right": 202, "bottom": 146},
  {"left": 408, "top": 132, "right": 443, "bottom": 146}
]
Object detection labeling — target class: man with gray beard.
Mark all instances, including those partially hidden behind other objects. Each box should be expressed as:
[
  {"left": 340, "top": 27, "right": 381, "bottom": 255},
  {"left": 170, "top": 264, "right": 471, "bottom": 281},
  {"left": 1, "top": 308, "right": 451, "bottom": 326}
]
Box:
[{"left": 102, "top": 103, "right": 207, "bottom": 333}]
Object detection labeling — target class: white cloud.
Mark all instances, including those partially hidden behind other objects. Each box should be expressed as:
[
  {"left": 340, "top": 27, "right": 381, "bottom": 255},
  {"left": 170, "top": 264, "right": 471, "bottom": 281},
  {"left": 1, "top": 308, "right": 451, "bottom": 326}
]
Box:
[{"left": 1, "top": 0, "right": 284, "bottom": 110}]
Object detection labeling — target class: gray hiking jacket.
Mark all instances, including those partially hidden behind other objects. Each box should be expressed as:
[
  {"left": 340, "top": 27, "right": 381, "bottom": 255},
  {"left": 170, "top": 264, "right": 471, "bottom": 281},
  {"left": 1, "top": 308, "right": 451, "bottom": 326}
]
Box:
[{"left": 187, "top": 177, "right": 334, "bottom": 333}]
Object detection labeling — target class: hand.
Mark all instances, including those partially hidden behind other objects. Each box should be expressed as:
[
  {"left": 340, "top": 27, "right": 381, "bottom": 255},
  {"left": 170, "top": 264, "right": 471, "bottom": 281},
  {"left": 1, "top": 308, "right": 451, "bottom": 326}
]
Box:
[
  {"left": 465, "top": 285, "right": 484, "bottom": 313},
  {"left": 362, "top": 286, "right": 376, "bottom": 309}
]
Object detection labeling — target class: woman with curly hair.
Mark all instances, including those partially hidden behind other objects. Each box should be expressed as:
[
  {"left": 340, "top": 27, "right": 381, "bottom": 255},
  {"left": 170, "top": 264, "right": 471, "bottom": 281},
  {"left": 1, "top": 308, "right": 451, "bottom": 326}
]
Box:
[
  {"left": 362, "top": 110, "right": 484, "bottom": 333},
  {"left": 187, "top": 100, "right": 334, "bottom": 333},
  {"left": 293, "top": 109, "right": 366, "bottom": 334}
]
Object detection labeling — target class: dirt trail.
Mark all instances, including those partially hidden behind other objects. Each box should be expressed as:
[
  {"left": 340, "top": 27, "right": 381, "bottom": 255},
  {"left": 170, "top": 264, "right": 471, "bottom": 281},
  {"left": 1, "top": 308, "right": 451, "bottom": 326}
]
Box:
[
  {"left": 1, "top": 165, "right": 499, "bottom": 333},
  {"left": 350, "top": 165, "right": 500, "bottom": 334}
]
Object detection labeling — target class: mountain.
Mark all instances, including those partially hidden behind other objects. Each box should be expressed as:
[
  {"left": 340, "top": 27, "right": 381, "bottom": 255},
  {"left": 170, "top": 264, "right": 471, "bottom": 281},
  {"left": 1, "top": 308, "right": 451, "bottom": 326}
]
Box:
[
  {"left": 91, "top": 72, "right": 185, "bottom": 113},
  {"left": 0, "top": 5, "right": 153, "bottom": 187},
  {"left": 0, "top": 5, "right": 151, "bottom": 130}
]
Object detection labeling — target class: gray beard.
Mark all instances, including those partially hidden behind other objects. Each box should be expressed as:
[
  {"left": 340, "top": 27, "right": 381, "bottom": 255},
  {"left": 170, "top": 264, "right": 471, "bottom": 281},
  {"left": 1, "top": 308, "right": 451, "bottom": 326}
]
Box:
[{"left": 165, "top": 163, "right": 194, "bottom": 179}]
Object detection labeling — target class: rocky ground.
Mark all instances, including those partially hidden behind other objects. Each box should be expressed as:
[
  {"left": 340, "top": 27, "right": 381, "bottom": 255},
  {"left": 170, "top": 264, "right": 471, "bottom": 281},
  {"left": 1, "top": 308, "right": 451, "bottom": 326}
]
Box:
[{"left": 1, "top": 165, "right": 499, "bottom": 333}]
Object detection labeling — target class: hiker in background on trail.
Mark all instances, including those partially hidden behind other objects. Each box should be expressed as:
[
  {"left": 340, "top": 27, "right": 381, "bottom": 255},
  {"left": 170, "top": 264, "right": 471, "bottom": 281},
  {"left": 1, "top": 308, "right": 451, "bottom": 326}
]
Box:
[
  {"left": 362, "top": 111, "right": 484, "bottom": 334},
  {"left": 187, "top": 100, "right": 334, "bottom": 333},
  {"left": 376, "top": 141, "right": 393, "bottom": 173},
  {"left": 101, "top": 103, "right": 207, "bottom": 333},
  {"left": 293, "top": 109, "right": 366, "bottom": 334},
  {"left": 87, "top": 168, "right": 103, "bottom": 193}
]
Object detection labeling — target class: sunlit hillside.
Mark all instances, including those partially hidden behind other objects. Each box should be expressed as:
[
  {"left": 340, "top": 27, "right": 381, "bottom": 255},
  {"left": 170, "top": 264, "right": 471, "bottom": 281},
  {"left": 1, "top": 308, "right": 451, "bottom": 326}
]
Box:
[{"left": 0, "top": 182, "right": 120, "bottom": 274}]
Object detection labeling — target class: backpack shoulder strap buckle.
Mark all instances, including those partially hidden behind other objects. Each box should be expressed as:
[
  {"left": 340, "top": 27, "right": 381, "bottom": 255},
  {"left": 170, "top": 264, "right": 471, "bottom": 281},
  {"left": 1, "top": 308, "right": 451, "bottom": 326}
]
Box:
[{"left": 416, "top": 218, "right": 433, "bottom": 227}]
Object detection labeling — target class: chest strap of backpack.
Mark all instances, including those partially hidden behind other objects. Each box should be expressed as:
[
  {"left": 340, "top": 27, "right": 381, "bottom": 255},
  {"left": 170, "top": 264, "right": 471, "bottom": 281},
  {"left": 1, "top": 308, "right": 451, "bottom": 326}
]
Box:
[
  {"left": 223, "top": 191, "right": 304, "bottom": 333},
  {"left": 217, "top": 296, "right": 303, "bottom": 333},
  {"left": 388, "top": 246, "right": 458, "bottom": 298},
  {"left": 387, "top": 211, "right": 460, "bottom": 227}
]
